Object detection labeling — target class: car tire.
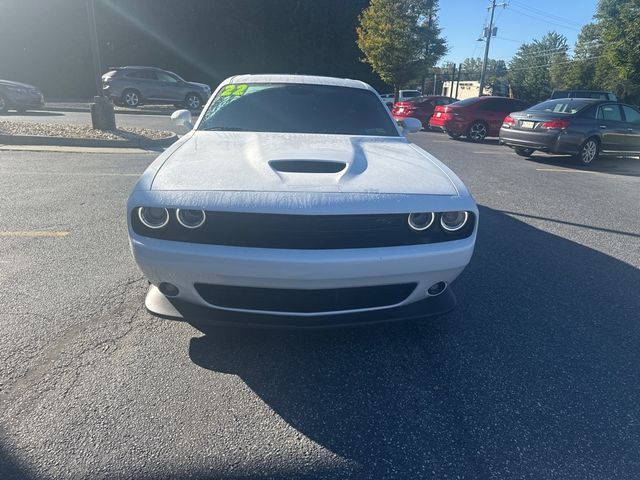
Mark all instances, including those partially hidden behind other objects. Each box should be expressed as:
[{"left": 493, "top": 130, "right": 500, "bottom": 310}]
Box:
[
  {"left": 0, "top": 94, "right": 8, "bottom": 115},
  {"left": 467, "top": 121, "right": 488, "bottom": 142},
  {"left": 122, "top": 89, "right": 142, "bottom": 108},
  {"left": 184, "top": 93, "right": 202, "bottom": 110},
  {"left": 575, "top": 137, "right": 600, "bottom": 165},
  {"left": 514, "top": 147, "right": 535, "bottom": 157}
]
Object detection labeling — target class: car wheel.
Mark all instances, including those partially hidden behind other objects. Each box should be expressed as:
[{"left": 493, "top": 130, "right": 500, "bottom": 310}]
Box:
[
  {"left": 0, "top": 94, "right": 8, "bottom": 114},
  {"left": 514, "top": 147, "right": 535, "bottom": 157},
  {"left": 122, "top": 89, "right": 142, "bottom": 108},
  {"left": 185, "top": 93, "right": 202, "bottom": 110},
  {"left": 575, "top": 137, "right": 599, "bottom": 165},
  {"left": 467, "top": 122, "right": 488, "bottom": 142}
]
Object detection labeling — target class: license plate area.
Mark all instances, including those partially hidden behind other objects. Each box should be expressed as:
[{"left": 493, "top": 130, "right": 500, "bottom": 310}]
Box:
[{"left": 520, "top": 120, "right": 535, "bottom": 129}]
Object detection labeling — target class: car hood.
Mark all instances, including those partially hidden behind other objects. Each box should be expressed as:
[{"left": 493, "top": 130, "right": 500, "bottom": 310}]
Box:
[
  {"left": 0, "top": 79, "right": 38, "bottom": 89},
  {"left": 151, "top": 132, "right": 459, "bottom": 196}
]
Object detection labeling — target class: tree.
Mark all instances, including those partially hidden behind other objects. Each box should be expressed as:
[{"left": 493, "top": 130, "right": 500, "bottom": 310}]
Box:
[
  {"left": 460, "top": 57, "right": 507, "bottom": 83},
  {"left": 561, "top": 23, "right": 602, "bottom": 90},
  {"left": 508, "top": 32, "right": 569, "bottom": 103},
  {"left": 593, "top": 0, "right": 640, "bottom": 102},
  {"left": 356, "top": 0, "right": 447, "bottom": 97}
]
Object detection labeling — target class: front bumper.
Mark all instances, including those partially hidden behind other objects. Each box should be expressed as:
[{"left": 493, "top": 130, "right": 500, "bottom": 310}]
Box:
[{"left": 130, "top": 234, "right": 475, "bottom": 324}]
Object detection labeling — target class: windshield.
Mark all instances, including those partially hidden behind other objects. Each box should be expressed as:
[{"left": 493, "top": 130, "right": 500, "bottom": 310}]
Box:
[
  {"left": 199, "top": 83, "right": 399, "bottom": 136},
  {"left": 528, "top": 99, "right": 592, "bottom": 115},
  {"left": 401, "top": 91, "right": 421, "bottom": 98}
]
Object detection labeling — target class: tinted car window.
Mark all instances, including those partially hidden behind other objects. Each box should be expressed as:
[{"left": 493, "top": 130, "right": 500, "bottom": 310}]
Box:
[
  {"left": 597, "top": 104, "right": 623, "bottom": 121},
  {"left": 622, "top": 106, "right": 640, "bottom": 124},
  {"left": 401, "top": 91, "right": 421, "bottom": 98},
  {"left": 157, "top": 71, "right": 179, "bottom": 83},
  {"left": 578, "top": 105, "right": 599, "bottom": 119},
  {"left": 127, "top": 70, "right": 158, "bottom": 80},
  {"left": 200, "top": 83, "right": 400, "bottom": 136},
  {"left": 451, "top": 97, "right": 481, "bottom": 107},
  {"left": 529, "top": 99, "right": 593, "bottom": 114}
]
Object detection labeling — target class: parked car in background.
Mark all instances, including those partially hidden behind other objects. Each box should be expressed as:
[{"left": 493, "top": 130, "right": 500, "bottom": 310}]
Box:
[
  {"left": 429, "top": 96, "right": 529, "bottom": 142},
  {"left": 499, "top": 98, "right": 640, "bottom": 164},
  {"left": 0, "top": 80, "right": 44, "bottom": 114},
  {"left": 379, "top": 93, "right": 395, "bottom": 108},
  {"left": 397, "top": 89, "right": 422, "bottom": 102},
  {"left": 102, "top": 66, "right": 211, "bottom": 109},
  {"left": 550, "top": 90, "right": 617, "bottom": 101},
  {"left": 392, "top": 95, "right": 458, "bottom": 129},
  {"left": 378, "top": 90, "right": 422, "bottom": 109}
]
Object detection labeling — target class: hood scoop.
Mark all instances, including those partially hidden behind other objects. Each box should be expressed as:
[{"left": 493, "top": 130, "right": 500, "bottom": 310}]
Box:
[{"left": 269, "top": 159, "right": 346, "bottom": 174}]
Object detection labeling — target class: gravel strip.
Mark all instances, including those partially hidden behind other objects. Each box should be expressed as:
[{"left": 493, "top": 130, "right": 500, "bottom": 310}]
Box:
[{"left": 0, "top": 121, "right": 173, "bottom": 141}]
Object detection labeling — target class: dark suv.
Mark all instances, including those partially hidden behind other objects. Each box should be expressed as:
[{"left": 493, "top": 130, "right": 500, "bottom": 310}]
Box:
[{"left": 102, "top": 66, "right": 211, "bottom": 109}]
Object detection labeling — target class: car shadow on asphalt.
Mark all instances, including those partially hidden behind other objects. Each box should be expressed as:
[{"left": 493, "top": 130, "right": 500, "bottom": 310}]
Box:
[
  {"left": 185, "top": 205, "right": 640, "bottom": 478},
  {"left": 525, "top": 153, "right": 640, "bottom": 177}
]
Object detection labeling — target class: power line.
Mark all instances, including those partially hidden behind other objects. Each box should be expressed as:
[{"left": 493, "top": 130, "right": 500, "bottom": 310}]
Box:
[
  {"left": 507, "top": 54, "right": 604, "bottom": 73},
  {"left": 509, "top": 0, "right": 584, "bottom": 27},
  {"left": 507, "top": 5, "right": 581, "bottom": 31}
]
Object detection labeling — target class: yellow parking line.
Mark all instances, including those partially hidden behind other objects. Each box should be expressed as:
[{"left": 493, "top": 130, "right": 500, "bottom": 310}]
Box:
[{"left": 0, "top": 231, "right": 70, "bottom": 238}]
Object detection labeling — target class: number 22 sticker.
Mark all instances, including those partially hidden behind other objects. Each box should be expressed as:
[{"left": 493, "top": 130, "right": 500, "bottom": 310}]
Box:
[{"left": 220, "top": 84, "right": 248, "bottom": 97}]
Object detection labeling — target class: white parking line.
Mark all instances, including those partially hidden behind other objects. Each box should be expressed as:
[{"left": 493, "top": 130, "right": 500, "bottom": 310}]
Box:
[
  {"left": 535, "top": 168, "right": 601, "bottom": 174},
  {"left": 0, "top": 172, "right": 140, "bottom": 176},
  {"left": 0, "top": 231, "right": 70, "bottom": 238}
]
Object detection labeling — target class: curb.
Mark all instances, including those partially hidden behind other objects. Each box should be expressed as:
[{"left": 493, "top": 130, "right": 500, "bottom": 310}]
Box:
[{"left": 0, "top": 133, "right": 178, "bottom": 149}]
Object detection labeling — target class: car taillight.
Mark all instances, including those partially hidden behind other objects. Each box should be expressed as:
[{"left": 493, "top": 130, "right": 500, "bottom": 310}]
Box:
[
  {"left": 503, "top": 115, "right": 516, "bottom": 126},
  {"left": 542, "top": 119, "right": 570, "bottom": 129}
]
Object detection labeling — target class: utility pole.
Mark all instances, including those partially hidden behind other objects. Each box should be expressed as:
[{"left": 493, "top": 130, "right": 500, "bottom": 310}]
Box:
[
  {"left": 86, "top": 0, "right": 115, "bottom": 130},
  {"left": 478, "top": 0, "right": 505, "bottom": 97}
]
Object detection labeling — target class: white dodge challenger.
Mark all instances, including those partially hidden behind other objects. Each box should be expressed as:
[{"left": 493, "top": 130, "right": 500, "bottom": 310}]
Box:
[{"left": 127, "top": 74, "right": 478, "bottom": 327}]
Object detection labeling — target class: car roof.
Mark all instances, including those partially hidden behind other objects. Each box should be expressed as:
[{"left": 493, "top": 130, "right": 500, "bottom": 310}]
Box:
[{"left": 223, "top": 74, "right": 374, "bottom": 92}]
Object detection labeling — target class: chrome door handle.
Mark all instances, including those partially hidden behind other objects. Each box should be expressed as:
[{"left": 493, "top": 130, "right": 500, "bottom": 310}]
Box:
[
  {"left": 627, "top": 128, "right": 634, "bottom": 132},
  {"left": 600, "top": 125, "right": 607, "bottom": 129}
]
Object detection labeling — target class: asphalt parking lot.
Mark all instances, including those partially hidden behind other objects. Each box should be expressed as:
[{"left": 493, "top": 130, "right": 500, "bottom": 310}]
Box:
[{"left": 1, "top": 130, "right": 639, "bottom": 479}]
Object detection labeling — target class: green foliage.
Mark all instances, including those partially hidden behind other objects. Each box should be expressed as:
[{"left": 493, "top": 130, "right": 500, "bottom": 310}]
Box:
[
  {"left": 549, "top": 0, "right": 640, "bottom": 104},
  {"left": 460, "top": 57, "right": 507, "bottom": 84},
  {"left": 593, "top": 0, "right": 640, "bottom": 102},
  {"left": 356, "top": 0, "right": 447, "bottom": 95},
  {"left": 508, "top": 32, "right": 569, "bottom": 103}
]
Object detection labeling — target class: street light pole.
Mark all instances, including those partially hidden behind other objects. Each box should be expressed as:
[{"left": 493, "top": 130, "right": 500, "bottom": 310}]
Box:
[
  {"left": 86, "top": 0, "right": 115, "bottom": 129},
  {"left": 478, "top": 0, "right": 496, "bottom": 97}
]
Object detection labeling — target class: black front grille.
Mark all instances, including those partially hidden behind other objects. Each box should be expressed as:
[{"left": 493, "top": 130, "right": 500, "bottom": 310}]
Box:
[
  {"left": 194, "top": 283, "right": 418, "bottom": 313},
  {"left": 132, "top": 210, "right": 475, "bottom": 249}
]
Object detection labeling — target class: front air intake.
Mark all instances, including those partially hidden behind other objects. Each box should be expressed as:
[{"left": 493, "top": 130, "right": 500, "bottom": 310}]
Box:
[{"left": 269, "top": 160, "right": 346, "bottom": 173}]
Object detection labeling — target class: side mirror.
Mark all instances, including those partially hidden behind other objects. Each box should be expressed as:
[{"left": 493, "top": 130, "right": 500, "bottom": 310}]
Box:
[
  {"left": 171, "top": 109, "right": 193, "bottom": 129},
  {"left": 397, "top": 117, "right": 422, "bottom": 135}
]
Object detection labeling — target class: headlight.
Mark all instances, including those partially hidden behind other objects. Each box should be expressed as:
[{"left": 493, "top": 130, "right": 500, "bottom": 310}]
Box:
[
  {"left": 407, "top": 212, "right": 435, "bottom": 231},
  {"left": 138, "top": 207, "right": 169, "bottom": 229},
  {"left": 440, "top": 211, "right": 469, "bottom": 232},
  {"left": 176, "top": 209, "right": 206, "bottom": 229}
]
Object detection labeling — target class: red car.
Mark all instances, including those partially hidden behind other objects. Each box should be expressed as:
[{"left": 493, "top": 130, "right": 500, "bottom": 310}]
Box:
[
  {"left": 429, "top": 96, "right": 529, "bottom": 142},
  {"left": 392, "top": 95, "right": 458, "bottom": 129}
]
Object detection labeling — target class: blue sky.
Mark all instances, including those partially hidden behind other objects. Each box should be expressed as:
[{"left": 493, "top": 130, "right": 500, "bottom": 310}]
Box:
[{"left": 437, "top": 0, "right": 599, "bottom": 65}]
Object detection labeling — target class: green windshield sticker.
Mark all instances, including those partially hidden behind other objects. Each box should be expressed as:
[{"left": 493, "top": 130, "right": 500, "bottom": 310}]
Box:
[{"left": 220, "top": 84, "right": 248, "bottom": 97}]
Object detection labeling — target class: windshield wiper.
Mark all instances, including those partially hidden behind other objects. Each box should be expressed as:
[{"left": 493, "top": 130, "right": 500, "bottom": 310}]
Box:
[{"left": 202, "top": 126, "right": 249, "bottom": 131}]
